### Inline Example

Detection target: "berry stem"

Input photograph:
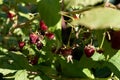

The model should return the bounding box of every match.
[106,31,111,40]
[66,23,74,48]
[9,14,40,33]
[60,12,74,20]
[100,32,106,48]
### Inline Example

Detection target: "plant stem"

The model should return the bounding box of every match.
[59,7,92,15]
[100,32,106,48]
[59,12,74,20]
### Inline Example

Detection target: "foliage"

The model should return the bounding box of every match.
[0,0,120,80]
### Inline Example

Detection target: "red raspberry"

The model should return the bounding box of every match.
[29,33,39,44]
[84,44,95,58]
[40,20,48,31]
[7,12,15,19]
[19,41,25,49]
[45,32,55,40]
[61,48,73,56]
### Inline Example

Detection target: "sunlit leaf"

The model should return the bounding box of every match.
[71,7,120,30]
[0,0,3,4]
[108,50,120,78]
[83,68,94,79]
[64,0,103,9]
[15,70,29,80]
[0,69,16,75]
[34,76,42,80]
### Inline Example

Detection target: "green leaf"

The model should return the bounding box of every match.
[64,0,103,9]
[16,0,37,4]
[60,59,87,78]
[0,69,16,75]
[34,76,42,80]
[91,52,105,61]
[93,67,111,78]
[0,51,31,70]
[93,30,119,78]
[93,30,117,58]
[15,70,29,80]
[13,28,24,36]
[37,0,61,26]
[108,50,120,78]
[83,68,94,79]
[35,65,57,77]
[71,7,120,30]
[0,0,3,4]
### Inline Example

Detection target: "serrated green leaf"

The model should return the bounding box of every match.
[71,7,120,30]
[15,70,29,80]
[37,0,61,26]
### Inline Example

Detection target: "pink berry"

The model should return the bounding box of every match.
[45,32,55,40]
[19,41,25,49]
[29,33,39,44]
[84,44,95,58]
[40,20,48,31]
